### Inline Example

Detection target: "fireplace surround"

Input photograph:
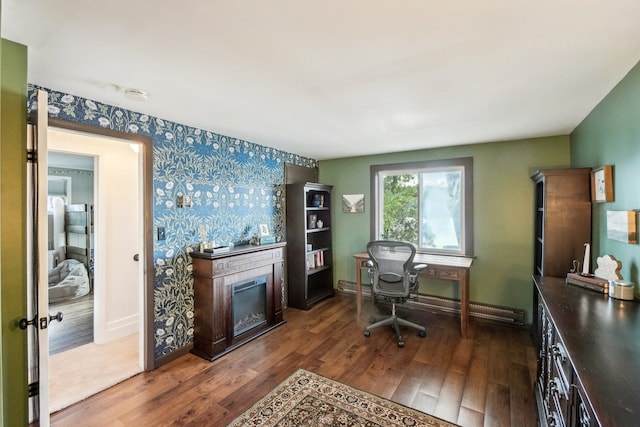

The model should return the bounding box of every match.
[190,243,286,361]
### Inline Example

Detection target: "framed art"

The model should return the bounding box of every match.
[606,210,637,244]
[258,223,270,237]
[591,165,613,203]
[342,194,365,213]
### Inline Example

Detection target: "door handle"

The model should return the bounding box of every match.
[20,311,63,329]
[49,312,63,323]
[19,315,37,330]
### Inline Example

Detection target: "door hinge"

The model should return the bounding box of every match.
[27,148,37,163]
[28,381,39,398]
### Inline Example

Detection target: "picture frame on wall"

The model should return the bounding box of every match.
[606,210,637,244]
[342,194,365,213]
[591,165,613,203]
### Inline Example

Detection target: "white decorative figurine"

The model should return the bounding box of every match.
[594,254,623,281]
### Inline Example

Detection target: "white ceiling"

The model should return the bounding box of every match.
[3,1,640,160]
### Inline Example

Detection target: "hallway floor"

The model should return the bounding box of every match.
[49,333,141,412]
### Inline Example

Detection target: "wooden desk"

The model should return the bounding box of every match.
[353,252,473,338]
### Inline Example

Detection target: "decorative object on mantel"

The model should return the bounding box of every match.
[258,223,270,237]
[606,210,638,244]
[197,225,213,251]
[203,245,230,254]
[227,369,458,427]
[256,223,276,244]
[591,165,613,203]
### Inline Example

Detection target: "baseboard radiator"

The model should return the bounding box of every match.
[337,280,525,326]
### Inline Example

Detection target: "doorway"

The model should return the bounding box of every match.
[45,127,147,412]
[47,154,94,355]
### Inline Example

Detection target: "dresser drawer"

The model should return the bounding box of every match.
[433,267,461,280]
[423,266,461,280]
[423,267,438,278]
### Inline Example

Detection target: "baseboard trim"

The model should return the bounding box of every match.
[337,280,526,326]
[104,314,139,342]
[155,343,193,367]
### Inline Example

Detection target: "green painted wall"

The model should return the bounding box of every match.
[0,15,3,425]
[571,59,640,289]
[0,38,28,426]
[319,136,570,322]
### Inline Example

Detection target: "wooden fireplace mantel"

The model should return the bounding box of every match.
[190,242,286,361]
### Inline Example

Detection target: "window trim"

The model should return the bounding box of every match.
[370,157,474,257]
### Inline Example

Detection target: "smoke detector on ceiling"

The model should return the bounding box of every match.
[124,88,148,102]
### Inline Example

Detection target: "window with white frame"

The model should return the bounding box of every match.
[370,157,473,256]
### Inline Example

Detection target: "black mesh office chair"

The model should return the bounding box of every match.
[363,240,427,347]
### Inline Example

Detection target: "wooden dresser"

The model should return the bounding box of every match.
[533,276,640,426]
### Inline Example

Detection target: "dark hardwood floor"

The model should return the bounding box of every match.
[50,293,537,426]
[48,293,94,355]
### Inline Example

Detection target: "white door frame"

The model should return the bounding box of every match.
[48,118,155,370]
[48,131,141,347]
[26,89,51,426]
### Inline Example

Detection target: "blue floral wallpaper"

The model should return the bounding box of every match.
[28,85,316,358]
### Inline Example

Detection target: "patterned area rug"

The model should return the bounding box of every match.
[227,369,459,426]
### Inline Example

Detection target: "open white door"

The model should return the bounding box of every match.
[25,89,56,426]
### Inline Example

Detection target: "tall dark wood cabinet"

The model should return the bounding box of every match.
[286,182,334,310]
[531,168,592,277]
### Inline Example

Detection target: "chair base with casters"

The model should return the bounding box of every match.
[364,296,426,347]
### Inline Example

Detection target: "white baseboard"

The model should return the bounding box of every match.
[104,314,139,342]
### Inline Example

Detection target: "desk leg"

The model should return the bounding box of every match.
[356,261,362,317]
[460,269,469,338]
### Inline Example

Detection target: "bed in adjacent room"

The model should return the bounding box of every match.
[48,201,94,303]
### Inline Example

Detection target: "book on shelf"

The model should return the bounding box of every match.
[306,253,316,269]
[306,251,326,269]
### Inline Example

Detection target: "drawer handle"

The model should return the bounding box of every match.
[552,343,567,362]
[578,402,591,426]
[551,377,569,401]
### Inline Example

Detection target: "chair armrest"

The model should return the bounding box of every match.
[412,263,428,272]
[365,260,374,268]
